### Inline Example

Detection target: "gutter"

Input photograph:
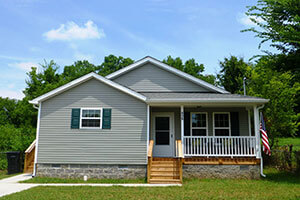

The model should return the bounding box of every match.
[257,104,266,178]
[32,103,41,177]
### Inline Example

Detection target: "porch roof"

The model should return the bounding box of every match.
[142,92,269,104]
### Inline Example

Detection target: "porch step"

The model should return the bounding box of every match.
[148,157,182,184]
[149,179,181,184]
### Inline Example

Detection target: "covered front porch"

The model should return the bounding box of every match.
[147,104,262,159]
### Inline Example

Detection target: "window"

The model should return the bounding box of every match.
[80,108,102,129]
[190,112,207,136]
[213,112,230,136]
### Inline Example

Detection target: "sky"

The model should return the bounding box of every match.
[0,0,275,100]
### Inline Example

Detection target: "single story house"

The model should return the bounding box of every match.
[27,56,268,183]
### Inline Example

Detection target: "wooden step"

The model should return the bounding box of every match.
[150,171,179,175]
[150,174,180,178]
[149,179,181,184]
[152,161,178,164]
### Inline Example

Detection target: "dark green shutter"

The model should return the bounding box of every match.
[230,112,239,136]
[102,108,112,129]
[71,108,80,129]
[184,112,190,136]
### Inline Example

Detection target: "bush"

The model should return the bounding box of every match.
[264,145,300,171]
[0,125,35,170]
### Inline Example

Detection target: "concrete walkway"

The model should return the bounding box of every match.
[0,174,181,198]
[0,174,36,198]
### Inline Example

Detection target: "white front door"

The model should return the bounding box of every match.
[152,112,175,157]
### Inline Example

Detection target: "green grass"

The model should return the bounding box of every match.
[2,168,300,200]
[0,170,20,180]
[277,137,300,150]
[21,177,146,184]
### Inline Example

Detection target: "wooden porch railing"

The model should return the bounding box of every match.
[183,136,256,157]
[176,140,183,183]
[24,139,36,173]
[147,140,154,183]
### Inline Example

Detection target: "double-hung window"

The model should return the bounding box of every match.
[190,112,208,136]
[213,112,230,136]
[80,108,102,129]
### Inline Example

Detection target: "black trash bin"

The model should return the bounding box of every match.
[6,151,21,174]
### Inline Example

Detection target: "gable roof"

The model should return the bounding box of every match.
[29,72,147,105]
[106,56,229,94]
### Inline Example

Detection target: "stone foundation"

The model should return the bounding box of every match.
[183,164,260,179]
[37,164,147,179]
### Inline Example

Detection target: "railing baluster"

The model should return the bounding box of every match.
[244,138,246,155]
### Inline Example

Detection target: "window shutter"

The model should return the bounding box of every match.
[102,109,112,129]
[71,108,80,129]
[230,112,239,136]
[184,112,190,136]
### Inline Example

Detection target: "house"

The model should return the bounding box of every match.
[27,56,268,183]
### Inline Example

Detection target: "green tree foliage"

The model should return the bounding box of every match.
[248,56,300,140]
[243,0,300,53]
[99,55,134,76]
[217,56,252,94]
[62,60,101,83]
[163,56,216,85]
[218,55,300,139]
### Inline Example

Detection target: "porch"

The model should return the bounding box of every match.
[147,104,262,158]
[146,104,262,183]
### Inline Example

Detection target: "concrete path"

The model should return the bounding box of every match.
[0,174,181,198]
[0,174,36,198]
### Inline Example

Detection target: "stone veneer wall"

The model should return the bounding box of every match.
[37,164,147,179]
[183,164,260,179]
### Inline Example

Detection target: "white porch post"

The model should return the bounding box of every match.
[253,105,261,158]
[147,105,150,162]
[180,105,184,157]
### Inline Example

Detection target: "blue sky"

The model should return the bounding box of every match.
[0,0,275,99]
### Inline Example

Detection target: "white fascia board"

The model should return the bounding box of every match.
[146,98,269,103]
[106,56,229,94]
[29,72,146,105]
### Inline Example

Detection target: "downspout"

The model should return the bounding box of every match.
[32,102,41,177]
[257,104,265,177]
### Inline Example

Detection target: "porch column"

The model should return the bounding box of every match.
[180,105,184,157]
[147,105,150,160]
[253,105,261,158]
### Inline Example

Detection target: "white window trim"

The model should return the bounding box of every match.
[213,112,231,136]
[190,112,208,136]
[80,108,103,129]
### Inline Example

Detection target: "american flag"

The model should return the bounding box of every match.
[260,113,271,156]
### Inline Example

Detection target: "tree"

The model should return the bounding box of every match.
[243,0,300,53]
[62,60,100,83]
[163,56,216,85]
[99,55,134,76]
[217,56,252,94]
[24,60,61,100]
[248,56,300,140]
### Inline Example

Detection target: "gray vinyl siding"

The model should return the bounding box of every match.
[38,78,147,165]
[150,107,250,140]
[112,63,210,92]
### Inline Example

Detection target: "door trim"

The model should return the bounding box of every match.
[151,112,175,157]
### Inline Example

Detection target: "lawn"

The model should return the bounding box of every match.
[0,170,19,180]
[2,168,300,200]
[277,137,300,150]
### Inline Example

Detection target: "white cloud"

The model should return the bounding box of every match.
[238,13,264,26]
[9,62,38,71]
[0,89,24,100]
[44,20,105,41]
